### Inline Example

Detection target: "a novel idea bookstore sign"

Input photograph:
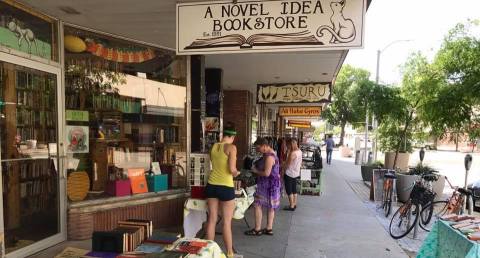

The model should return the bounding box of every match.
[176,0,365,55]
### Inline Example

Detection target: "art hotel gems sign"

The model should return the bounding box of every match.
[176,0,366,54]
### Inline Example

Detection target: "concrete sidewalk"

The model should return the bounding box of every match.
[223,155,408,258]
[29,153,409,258]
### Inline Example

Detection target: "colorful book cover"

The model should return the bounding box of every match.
[134,243,165,253]
[128,168,148,194]
[145,231,180,245]
[145,251,184,258]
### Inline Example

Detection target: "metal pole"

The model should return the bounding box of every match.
[364,110,368,163]
[373,50,381,162]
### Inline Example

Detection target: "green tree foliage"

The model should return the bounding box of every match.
[425,20,480,147]
[322,64,370,145]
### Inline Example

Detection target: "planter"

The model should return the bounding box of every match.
[384,152,410,172]
[432,175,446,201]
[361,165,377,182]
[340,146,353,157]
[396,173,417,203]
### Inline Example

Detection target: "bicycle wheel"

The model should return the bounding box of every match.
[419,200,448,232]
[389,201,419,239]
[384,181,393,217]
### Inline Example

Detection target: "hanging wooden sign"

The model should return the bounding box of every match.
[288,120,311,128]
[177,0,366,55]
[257,82,331,104]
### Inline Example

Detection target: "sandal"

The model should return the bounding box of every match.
[263,228,274,236]
[244,228,263,236]
[283,206,295,211]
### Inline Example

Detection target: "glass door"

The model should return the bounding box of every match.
[0,54,65,258]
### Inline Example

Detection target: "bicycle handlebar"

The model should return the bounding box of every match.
[444,176,456,190]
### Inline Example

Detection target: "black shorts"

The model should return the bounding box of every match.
[205,184,235,201]
[284,175,298,195]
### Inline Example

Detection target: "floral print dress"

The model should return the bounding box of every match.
[254,152,281,209]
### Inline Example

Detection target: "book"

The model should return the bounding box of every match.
[92,231,127,253]
[128,168,148,194]
[115,226,142,252]
[145,231,181,245]
[185,30,321,50]
[124,219,153,238]
[145,252,184,258]
[82,251,119,258]
[172,240,206,255]
[469,231,480,241]
[134,243,165,253]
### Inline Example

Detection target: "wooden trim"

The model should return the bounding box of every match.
[68,190,189,213]
[3,0,56,23]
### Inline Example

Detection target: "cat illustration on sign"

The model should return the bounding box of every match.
[7,18,39,55]
[316,0,356,44]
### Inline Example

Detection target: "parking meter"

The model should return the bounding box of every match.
[465,154,473,188]
[419,148,425,164]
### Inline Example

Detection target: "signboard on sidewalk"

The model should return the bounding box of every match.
[176,0,366,55]
[257,82,331,104]
[279,106,322,117]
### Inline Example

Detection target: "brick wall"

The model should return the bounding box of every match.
[223,90,252,168]
[67,197,186,240]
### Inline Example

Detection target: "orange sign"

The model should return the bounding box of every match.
[279,106,322,117]
[288,120,311,128]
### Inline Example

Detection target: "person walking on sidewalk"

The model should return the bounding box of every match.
[245,137,281,236]
[282,138,302,211]
[205,122,241,258]
[325,134,335,165]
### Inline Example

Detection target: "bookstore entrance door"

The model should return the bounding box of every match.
[0,53,66,258]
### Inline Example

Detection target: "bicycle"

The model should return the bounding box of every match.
[389,174,436,239]
[419,176,478,231]
[381,169,397,217]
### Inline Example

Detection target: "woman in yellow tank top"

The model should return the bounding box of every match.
[205,122,241,258]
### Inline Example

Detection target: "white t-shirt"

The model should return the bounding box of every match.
[285,149,302,178]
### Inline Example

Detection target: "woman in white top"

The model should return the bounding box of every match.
[282,138,302,211]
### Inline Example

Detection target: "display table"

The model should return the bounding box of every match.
[417,220,480,258]
[167,238,226,258]
[183,186,255,238]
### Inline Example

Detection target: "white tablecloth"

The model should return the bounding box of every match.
[183,186,255,238]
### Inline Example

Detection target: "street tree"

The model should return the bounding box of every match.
[322,64,370,146]
[426,20,480,150]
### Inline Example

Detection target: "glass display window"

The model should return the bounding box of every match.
[64,26,188,201]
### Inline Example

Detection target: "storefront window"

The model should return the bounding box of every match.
[64,26,187,201]
[0,1,58,61]
[0,61,60,253]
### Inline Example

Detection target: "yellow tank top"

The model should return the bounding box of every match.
[208,143,234,187]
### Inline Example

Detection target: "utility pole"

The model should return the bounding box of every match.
[372,39,412,161]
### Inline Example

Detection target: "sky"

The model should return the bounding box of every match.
[345,0,480,85]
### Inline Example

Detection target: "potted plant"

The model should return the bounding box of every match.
[406,163,445,201]
[377,118,413,172]
[361,160,384,182]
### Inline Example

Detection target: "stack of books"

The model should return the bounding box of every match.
[92,219,154,253]
[90,219,187,257]
[441,214,480,239]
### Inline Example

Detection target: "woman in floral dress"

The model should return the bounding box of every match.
[245,137,281,236]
